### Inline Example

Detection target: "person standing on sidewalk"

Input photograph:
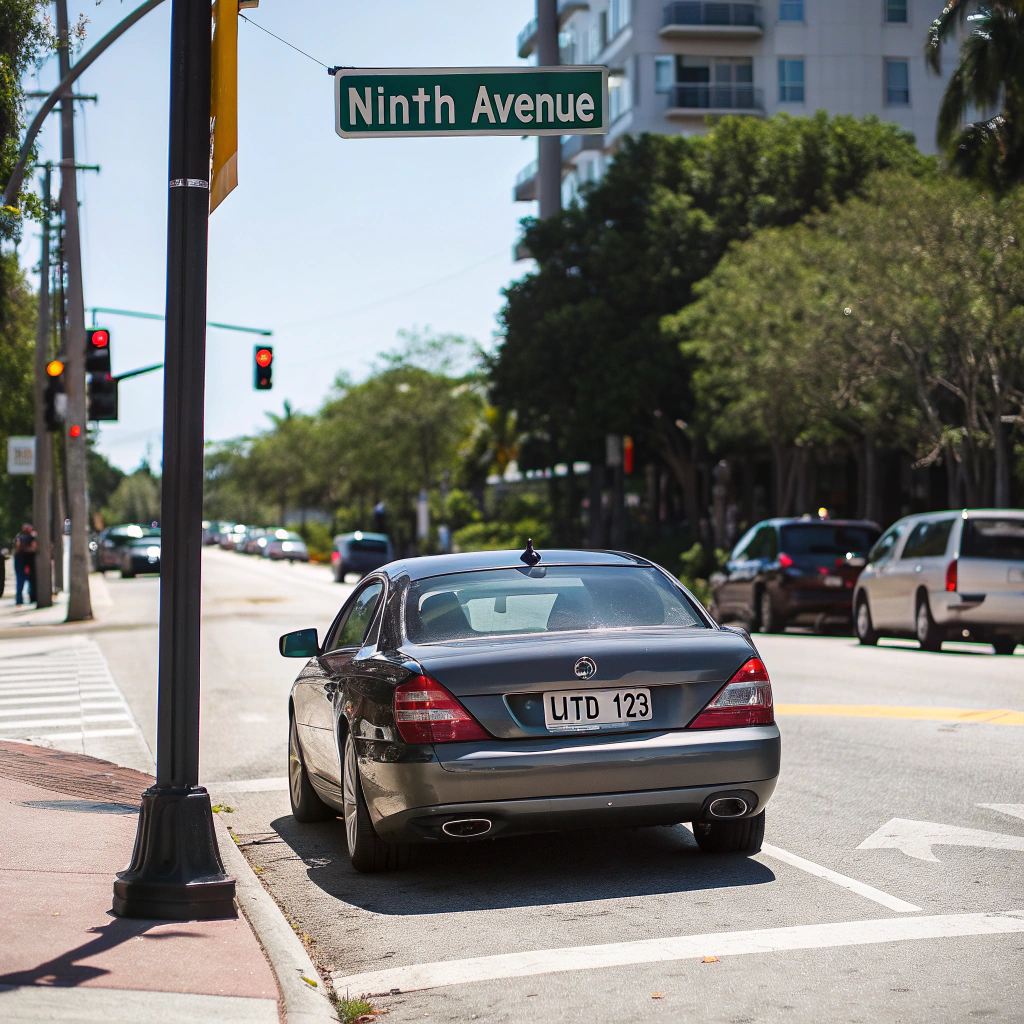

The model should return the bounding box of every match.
[13,524,37,605]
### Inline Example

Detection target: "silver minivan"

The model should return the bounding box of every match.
[853,509,1023,654]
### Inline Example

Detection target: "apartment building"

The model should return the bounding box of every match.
[514,0,957,206]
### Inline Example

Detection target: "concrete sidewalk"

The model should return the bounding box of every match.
[0,740,281,1024]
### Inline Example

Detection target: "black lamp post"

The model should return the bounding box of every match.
[113,0,235,920]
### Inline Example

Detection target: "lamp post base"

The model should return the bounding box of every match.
[113,786,236,920]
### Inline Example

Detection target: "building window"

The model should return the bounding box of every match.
[779,1,804,20]
[655,55,674,93]
[778,58,804,102]
[609,72,631,121]
[886,59,909,105]
[608,0,631,39]
[885,0,908,23]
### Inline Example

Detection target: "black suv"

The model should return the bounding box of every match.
[710,517,880,632]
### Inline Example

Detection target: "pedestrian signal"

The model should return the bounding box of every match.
[254,345,273,390]
[86,327,111,374]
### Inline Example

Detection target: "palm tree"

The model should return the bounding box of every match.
[926,0,1024,188]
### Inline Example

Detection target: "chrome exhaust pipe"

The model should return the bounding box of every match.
[708,797,748,819]
[441,818,492,838]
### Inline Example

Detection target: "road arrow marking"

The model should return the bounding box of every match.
[978,803,1024,822]
[857,818,1024,862]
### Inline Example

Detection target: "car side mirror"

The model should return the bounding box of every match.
[279,628,319,658]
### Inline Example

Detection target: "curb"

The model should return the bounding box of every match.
[214,815,338,1024]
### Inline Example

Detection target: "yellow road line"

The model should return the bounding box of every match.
[775,704,1024,726]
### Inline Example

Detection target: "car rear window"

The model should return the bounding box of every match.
[779,525,878,556]
[405,566,706,643]
[961,518,1024,561]
[350,539,388,553]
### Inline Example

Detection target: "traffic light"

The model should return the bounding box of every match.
[254,345,273,389]
[44,359,66,432]
[87,371,119,421]
[86,327,111,374]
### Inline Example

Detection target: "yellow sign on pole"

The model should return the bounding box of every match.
[210,0,238,212]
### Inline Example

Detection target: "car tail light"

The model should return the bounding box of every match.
[778,552,794,568]
[331,551,340,562]
[689,657,774,729]
[393,674,489,744]
[945,559,957,592]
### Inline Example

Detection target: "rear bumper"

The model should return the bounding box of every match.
[777,586,854,621]
[360,725,781,843]
[932,591,1024,631]
[372,778,778,843]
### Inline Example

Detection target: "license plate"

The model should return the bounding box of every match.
[823,575,843,587]
[543,688,652,732]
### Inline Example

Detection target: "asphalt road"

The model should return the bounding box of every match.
[92,550,1023,1023]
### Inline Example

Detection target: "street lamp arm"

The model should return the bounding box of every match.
[2,0,167,211]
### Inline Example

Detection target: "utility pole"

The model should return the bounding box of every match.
[55,0,92,622]
[536,0,561,218]
[114,0,235,920]
[32,165,53,608]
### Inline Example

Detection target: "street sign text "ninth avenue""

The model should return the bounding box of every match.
[334,67,608,139]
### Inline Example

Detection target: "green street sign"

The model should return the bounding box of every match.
[334,67,608,139]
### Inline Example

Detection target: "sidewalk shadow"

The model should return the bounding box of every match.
[0,918,189,988]
[270,815,775,916]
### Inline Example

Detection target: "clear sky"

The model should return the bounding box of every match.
[18,0,537,472]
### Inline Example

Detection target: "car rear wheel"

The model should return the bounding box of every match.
[288,714,334,823]
[758,591,782,634]
[915,596,943,652]
[120,563,136,579]
[992,637,1020,656]
[343,732,410,872]
[855,596,878,646]
[692,810,765,855]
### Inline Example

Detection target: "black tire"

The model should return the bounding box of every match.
[915,594,943,652]
[288,714,334,823]
[992,637,1020,656]
[335,562,347,583]
[758,590,782,634]
[342,732,410,872]
[692,810,766,854]
[120,563,136,579]
[855,595,878,646]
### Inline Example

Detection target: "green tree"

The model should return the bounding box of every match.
[926,0,1024,189]
[490,114,934,538]
[102,465,161,526]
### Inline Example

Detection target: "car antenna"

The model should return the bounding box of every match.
[520,538,542,567]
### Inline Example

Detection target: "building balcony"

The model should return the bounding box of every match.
[513,134,604,202]
[518,0,591,58]
[665,83,764,117]
[660,2,763,39]
[513,160,539,202]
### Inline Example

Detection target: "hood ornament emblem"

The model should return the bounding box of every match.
[574,657,597,680]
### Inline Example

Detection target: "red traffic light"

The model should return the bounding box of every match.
[90,329,109,348]
[255,347,273,368]
[69,424,82,438]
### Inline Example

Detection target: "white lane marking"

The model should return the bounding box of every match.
[0,713,130,730]
[204,777,289,792]
[680,825,919,913]
[760,843,921,913]
[858,818,1024,863]
[333,911,1024,996]
[979,803,1024,822]
[39,728,141,741]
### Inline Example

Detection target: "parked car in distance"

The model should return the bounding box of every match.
[219,524,249,551]
[241,528,268,555]
[710,517,880,633]
[93,524,160,573]
[281,548,780,872]
[119,531,161,578]
[263,529,310,562]
[332,531,393,582]
[853,509,1024,654]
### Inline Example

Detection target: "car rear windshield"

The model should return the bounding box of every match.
[349,539,388,553]
[961,518,1024,561]
[405,566,706,643]
[779,524,878,557]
